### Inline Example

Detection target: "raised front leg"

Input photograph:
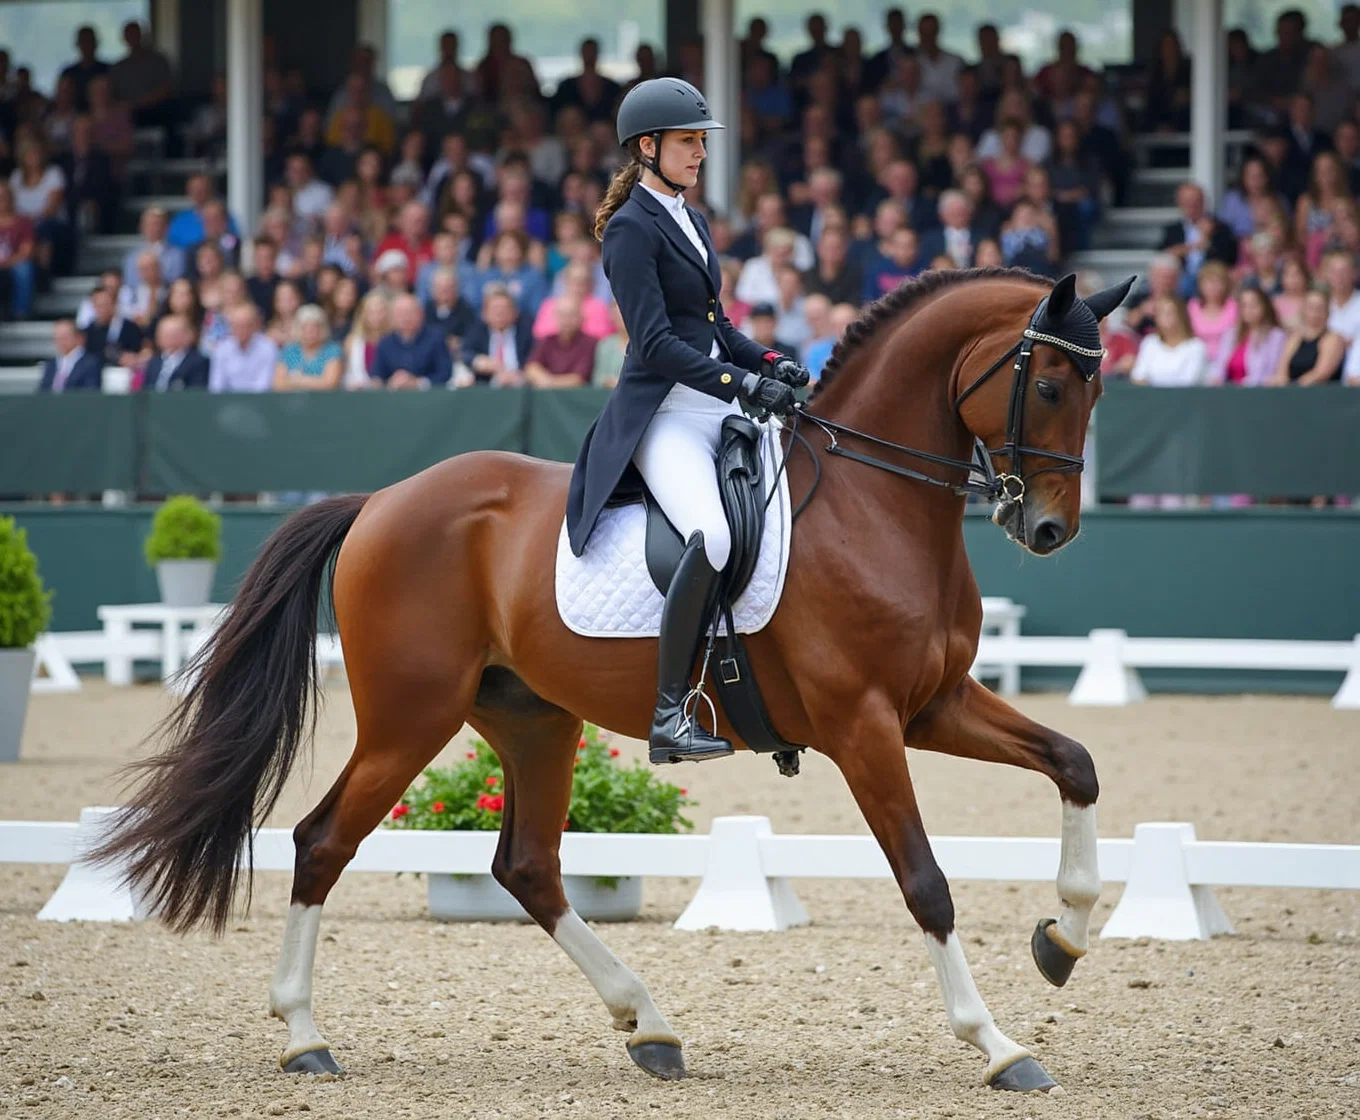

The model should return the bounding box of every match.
[908,676,1102,984]
[822,694,1054,1092]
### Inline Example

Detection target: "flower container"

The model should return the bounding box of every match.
[426,872,643,922]
[0,517,52,763]
[387,725,692,923]
[155,559,217,608]
[144,496,222,607]
[0,647,36,764]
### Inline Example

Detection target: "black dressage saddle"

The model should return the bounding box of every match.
[605,414,807,774]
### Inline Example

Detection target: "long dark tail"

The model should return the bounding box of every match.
[88,494,368,934]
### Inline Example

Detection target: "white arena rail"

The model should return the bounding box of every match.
[4,809,1355,942]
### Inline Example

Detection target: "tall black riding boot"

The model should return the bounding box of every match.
[649,532,734,765]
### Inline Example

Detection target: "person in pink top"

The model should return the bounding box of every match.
[1186,261,1238,362]
[979,119,1030,209]
[531,261,613,340]
[1210,284,1286,386]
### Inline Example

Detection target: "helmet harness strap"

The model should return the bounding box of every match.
[642,130,688,195]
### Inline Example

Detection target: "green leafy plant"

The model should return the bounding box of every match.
[387,724,694,836]
[143,496,222,566]
[0,517,53,649]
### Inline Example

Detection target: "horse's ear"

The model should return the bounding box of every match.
[1083,275,1138,322]
[1046,273,1077,319]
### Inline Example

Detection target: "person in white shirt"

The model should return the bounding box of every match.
[284,153,334,228]
[736,226,797,307]
[914,13,964,103]
[417,30,479,100]
[1131,294,1209,386]
[1323,250,1360,341]
[120,249,164,329]
[209,303,279,392]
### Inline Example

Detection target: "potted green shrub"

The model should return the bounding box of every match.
[387,724,693,921]
[0,517,53,763]
[144,496,222,608]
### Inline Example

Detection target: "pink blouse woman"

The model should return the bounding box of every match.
[1185,261,1238,362]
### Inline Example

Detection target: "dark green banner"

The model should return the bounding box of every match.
[0,394,140,492]
[143,389,528,492]
[1096,383,1360,497]
[526,388,611,462]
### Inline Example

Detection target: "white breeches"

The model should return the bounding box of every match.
[632,393,742,571]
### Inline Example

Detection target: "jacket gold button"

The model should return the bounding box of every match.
[720,372,732,384]
[709,298,715,304]
[707,311,715,321]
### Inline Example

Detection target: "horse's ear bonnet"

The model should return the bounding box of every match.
[1024,273,1136,380]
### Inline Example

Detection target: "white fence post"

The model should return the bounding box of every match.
[37,807,150,923]
[1332,634,1360,710]
[1069,628,1147,706]
[30,634,80,694]
[1100,822,1233,941]
[673,816,808,932]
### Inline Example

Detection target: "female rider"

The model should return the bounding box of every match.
[565,78,809,765]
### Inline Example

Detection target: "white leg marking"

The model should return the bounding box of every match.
[925,932,1030,1083]
[552,908,679,1042]
[1054,801,1101,954]
[269,902,330,1063]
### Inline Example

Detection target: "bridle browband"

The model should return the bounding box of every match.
[791,315,1102,508]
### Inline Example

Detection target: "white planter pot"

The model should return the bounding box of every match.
[156,560,216,607]
[427,872,643,922]
[0,646,36,763]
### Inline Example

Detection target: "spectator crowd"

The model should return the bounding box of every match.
[5,6,1360,398]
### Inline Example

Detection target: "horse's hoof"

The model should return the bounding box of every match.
[627,1038,687,1081]
[1031,918,1080,988]
[281,1048,344,1075]
[989,1056,1057,1093]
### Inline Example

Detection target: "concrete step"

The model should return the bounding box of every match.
[1090,223,1165,251]
[120,194,191,217]
[0,321,56,362]
[0,364,41,393]
[35,289,86,318]
[1065,248,1154,276]
[1101,205,1179,227]
[78,235,141,274]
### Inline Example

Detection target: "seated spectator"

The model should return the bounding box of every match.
[38,319,101,391]
[524,297,595,388]
[745,301,800,360]
[273,304,344,391]
[730,192,814,268]
[1131,295,1209,386]
[284,153,334,229]
[802,299,856,381]
[1322,249,1360,349]
[10,140,69,275]
[980,120,1031,210]
[425,267,478,356]
[325,274,360,339]
[86,74,133,167]
[1273,287,1347,384]
[209,303,277,392]
[143,315,210,391]
[1125,253,1184,335]
[1236,230,1284,291]
[375,200,434,280]
[1047,120,1101,252]
[60,115,117,235]
[84,283,142,366]
[591,301,627,389]
[976,89,1051,164]
[328,44,399,121]
[108,20,175,134]
[74,268,121,328]
[324,75,396,156]
[801,227,862,306]
[120,250,165,329]
[772,264,811,353]
[416,230,462,303]
[199,269,248,356]
[59,26,109,112]
[123,206,184,289]
[1296,153,1353,270]
[1273,254,1312,330]
[247,238,281,318]
[463,284,533,385]
[1187,261,1238,363]
[974,237,1005,268]
[1212,284,1286,386]
[148,276,203,348]
[917,190,984,270]
[1160,183,1240,294]
[533,261,611,340]
[372,250,412,300]
[318,109,368,187]
[472,231,547,316]
[372,294,451,388]
[186,73,227,157]
[320,202,363,277]
[0,184,38,320]
[718,257,751,331]
[268,279,304,345]
[343,290,391,388]
[861,160,936,236]
[169,174,225,249]
[737,227,798,307]
[1098,307,1141,378]
[191,200,242,273]
[957,164,1003,239]
[1219,156,1286,240]
[1000,201,1059,276]
[862,225,920,302]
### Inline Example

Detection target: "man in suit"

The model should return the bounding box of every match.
[142,315,209,391]
[60,114,116,234]
[83,284,142,367]
[38,319,102,392]
[787,167,845,248]
[915,190,984,269]
[372,294,452,388]
[463,283,534,385]
[1283,92,1332,185]
[1158,182,1239,293]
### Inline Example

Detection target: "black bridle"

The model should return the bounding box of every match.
[787,316,1103,509]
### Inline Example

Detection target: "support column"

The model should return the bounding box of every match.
[1189,0,1226,206]
[701,0,737,215]
[226,0,264,241]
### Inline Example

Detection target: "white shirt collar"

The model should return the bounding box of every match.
[641,181,687,217]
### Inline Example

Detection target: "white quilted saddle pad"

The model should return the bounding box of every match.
[555,422,793,638]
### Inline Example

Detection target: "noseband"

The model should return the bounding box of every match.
[795,302,1104,506]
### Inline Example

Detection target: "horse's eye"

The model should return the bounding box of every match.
[1036,379,1061,403]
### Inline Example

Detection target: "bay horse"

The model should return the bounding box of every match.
[94,268,1130,1094]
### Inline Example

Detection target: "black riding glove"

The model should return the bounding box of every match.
[739,372,797,415]
[762,350,811,389]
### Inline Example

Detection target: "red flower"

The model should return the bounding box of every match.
[465,751,476,759]
[485,775,499,787]
[577,737,587,750]
[391,804,409,819]
[431,801,445,813]
[679,789,687,796]
[475,793,492,810]
[563,818,570,830]
[487,794,504,812]
[609,748,620,758]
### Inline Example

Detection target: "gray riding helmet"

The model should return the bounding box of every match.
[615,77,725,145]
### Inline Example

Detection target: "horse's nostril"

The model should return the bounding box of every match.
[1033,518,1066,552]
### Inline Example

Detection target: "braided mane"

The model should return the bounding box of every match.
[816,266,1054,390]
